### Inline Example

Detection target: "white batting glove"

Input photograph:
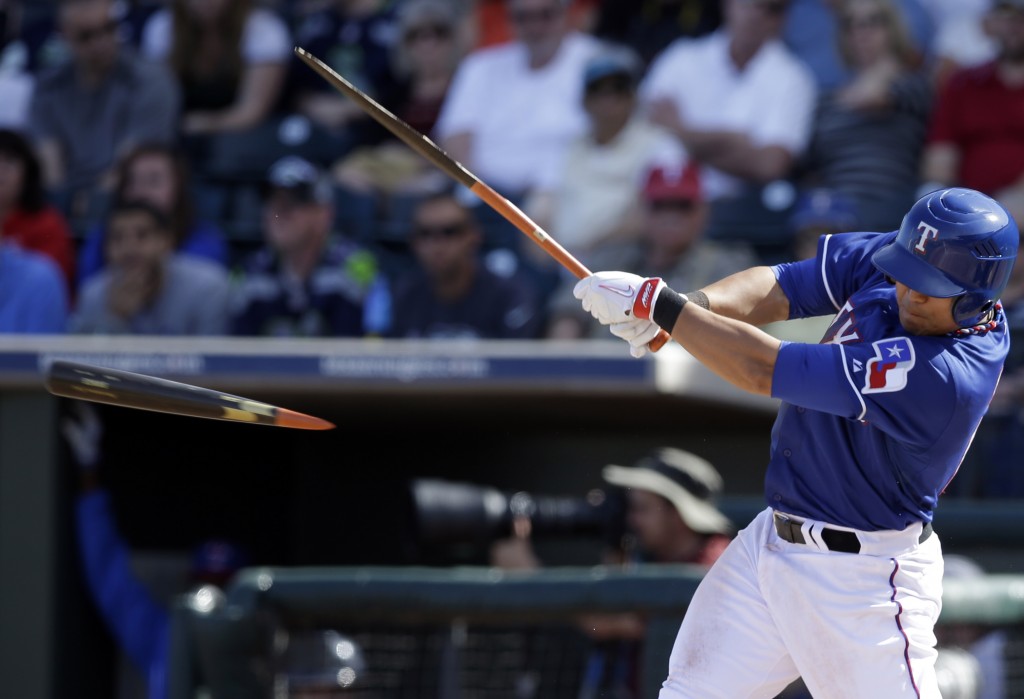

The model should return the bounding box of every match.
[573,272,666,325]
[610,318,662,358]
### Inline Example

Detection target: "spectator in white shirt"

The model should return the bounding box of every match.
[639,0,817,202]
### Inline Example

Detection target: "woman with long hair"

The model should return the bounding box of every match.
[77,142,228,288]
[796,0,931,231]
[0,128,75,294]
[140,0,291,136]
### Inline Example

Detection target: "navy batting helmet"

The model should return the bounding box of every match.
[872,188,1018,327]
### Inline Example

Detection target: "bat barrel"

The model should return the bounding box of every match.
[45,361,334,430]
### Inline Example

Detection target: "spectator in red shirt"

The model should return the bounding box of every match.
[0,128,75,297]
[920,0,1024,223]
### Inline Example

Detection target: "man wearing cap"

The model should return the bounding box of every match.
[229,155,391,337]
[534,44,686,263]
[921,0,1024,225]
[546,162,757,338]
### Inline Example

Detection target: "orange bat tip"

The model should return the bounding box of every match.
[274,407,336,431]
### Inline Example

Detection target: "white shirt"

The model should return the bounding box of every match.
[141,8,292,64]
[640,31,816,199]
[434,32,603,194]
[551,116,685,251]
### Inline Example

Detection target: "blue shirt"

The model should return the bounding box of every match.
[0,243,68,333]
[768,231,1009,531]
[77,491,169,699]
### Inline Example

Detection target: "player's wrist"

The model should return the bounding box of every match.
[631,277,666,320]
[652,287,688,332]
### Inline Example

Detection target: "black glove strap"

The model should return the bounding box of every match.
[652,288,688,332]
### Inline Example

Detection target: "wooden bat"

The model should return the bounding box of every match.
[45,360,335,430]
[293,46,671,353]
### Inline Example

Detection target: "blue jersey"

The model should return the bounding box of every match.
[768,231,1009,531]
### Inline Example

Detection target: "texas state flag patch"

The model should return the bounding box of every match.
[862,337,916,394]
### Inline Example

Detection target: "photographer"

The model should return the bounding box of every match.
[490,447,734,571]
[488,447,735,699]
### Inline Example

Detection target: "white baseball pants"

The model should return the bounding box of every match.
[660,507,943,699]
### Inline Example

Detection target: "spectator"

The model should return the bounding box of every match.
[0,0,35,129]
[140,0,291,139]
[388,188,544,339]
[76,142,229,289]
[29,0,180,221]
[61,402,247,699]
[796,0,932,232]
[640,0,817,204]
[530,44,686,266]
[69,199,230,334]
[466,0,599,48]
[783,0,935,90]
[287,0,400,150]
[331,0,463,199]
[433,0,602,244]
[546,163,757,339]
[590,0,723,68]
[490,447,734,699]
[229,155,392,337]
[920,0,1024,224]
[918,0,994,86]
[0,240,68,332]
[0,127,75,294]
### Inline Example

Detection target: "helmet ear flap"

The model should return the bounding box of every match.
[952,294,995,327]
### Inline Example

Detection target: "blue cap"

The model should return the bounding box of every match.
[583,45,641,89]
[790,188,859,233]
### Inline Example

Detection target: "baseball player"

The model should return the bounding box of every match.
[573,187,1018,698]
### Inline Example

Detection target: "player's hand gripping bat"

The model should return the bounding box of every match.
[293,46,671,353]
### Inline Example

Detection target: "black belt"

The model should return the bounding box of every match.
[772,513,933,554]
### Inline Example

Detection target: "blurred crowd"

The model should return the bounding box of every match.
[1,0,1023,489]
[0,0,1022,337]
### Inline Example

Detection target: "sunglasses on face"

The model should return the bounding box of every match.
[585,76,634,97]
[404,23,453,44]
[510,6,562,25]
[413,221,470,240]
[68,18,119,45]
[841,12,887,31]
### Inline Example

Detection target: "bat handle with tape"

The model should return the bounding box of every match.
[470,181,671,352]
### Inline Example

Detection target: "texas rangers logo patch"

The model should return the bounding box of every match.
[863,337,916,394]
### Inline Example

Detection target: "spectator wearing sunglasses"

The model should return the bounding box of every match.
[28,0,180,222]
[331,0,464,198]
[229,155,392,337]
[387,188,544,339]
[546,163,757,339]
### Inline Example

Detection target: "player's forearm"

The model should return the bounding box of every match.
[700,266,790,326]
[665,301,781,396]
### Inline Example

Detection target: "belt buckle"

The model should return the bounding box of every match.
[773,512,800,544]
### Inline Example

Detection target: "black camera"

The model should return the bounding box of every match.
[409,478,626,549]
